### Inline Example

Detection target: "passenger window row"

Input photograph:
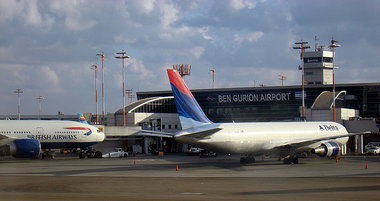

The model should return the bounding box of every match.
[55,131,80,134]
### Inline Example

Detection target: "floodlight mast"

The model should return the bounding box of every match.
[126,89,133,104]
[210,67,215,88]
[91,64,99,124]
[172,64,191,77]
[279,74,287,87]
[329,37,340,122]
[293,40,310,119]
[97,52,106,125]
[37,95,44,120]
[115,50,130,127]
[14,88,23,120]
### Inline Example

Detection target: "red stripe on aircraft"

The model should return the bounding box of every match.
[64,127,90,131]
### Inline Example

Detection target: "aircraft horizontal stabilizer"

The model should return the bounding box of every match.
[179,128,222,139]
[176,124,222,139]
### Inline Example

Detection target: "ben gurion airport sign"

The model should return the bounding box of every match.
[217,92,294,103]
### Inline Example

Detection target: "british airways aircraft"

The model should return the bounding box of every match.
[142,69,367,164]
[0,114,105,159]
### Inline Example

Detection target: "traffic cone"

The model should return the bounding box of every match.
[365,162,368,169]
[134,159,136,165]
[336,157,338,163]
[176,165,179,171]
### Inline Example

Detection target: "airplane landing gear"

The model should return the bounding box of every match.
[283,155,298,164]
[240,155,255,164]
[79,148,102,159]
[41,149,55,159]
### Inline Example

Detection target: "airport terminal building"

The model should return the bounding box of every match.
[2,48,379,155]
[136,82,380,123]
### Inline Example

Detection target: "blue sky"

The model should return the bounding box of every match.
[1,0,379,115]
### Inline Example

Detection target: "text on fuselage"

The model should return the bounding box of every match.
[319,125,339,131]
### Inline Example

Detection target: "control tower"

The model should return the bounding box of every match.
[303,47,334,85]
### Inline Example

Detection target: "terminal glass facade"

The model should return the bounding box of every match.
[137,83,380,123]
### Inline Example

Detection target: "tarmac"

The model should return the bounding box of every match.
[1,154,380,200]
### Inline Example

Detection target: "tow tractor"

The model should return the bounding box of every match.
[102,148,129,158]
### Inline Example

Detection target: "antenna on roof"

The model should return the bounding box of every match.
[314,36,318,51]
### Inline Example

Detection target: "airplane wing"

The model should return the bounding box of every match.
[0,133,10,140]
[0,133,17,146]
[138,130,175,138]
[265,131,371,150]
[139,124,222,139]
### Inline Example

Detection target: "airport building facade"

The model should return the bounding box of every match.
[136,82,380,123]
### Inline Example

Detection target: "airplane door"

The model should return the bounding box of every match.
[36,127,44,135]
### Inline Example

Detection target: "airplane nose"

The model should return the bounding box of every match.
[98,132,105,142]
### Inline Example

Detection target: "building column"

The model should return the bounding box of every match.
[144,137,149,154]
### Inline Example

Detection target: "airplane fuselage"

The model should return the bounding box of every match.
[175,121,348,154]
[0,120,105,149]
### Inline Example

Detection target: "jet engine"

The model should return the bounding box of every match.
[8,139,41,158]
[311,142,341,157]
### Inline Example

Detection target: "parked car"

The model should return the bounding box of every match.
[199,150,217,158]
[365,142,380,151]
[102,148,128,158]
[187,146,203,155]
[366,146,380,155]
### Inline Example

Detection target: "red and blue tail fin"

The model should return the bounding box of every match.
[167,69,212,129]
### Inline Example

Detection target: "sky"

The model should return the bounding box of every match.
[1,0,379,116]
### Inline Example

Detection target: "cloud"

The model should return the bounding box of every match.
[234,32,264,44]
[1,0,379,115]
[199,27,212,40]
[0,0,54,30]
[113,35,137,44]
[49,0,97,31]
[40,66,60,88]
[191,46,205,60]
[230,0,257,10]
[128,59,156,80]
[0,0,24,23]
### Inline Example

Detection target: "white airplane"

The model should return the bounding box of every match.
[0,114,105,159]
[141,69,368,164]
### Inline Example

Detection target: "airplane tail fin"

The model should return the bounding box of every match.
[78,113,89,124]
[167,69,212,130]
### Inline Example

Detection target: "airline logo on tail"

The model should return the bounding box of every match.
[78,113,89,124]
[167,69,212,129]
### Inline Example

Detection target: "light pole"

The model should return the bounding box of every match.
[210,67,215,88]
[329,38,340,122]
[91,64,99,124]
[293,40,310,119]
[14,88,23,120]
[279,74,287,87]
[97,52,106,125]
[115,50,130,127]
[37,96,44,120]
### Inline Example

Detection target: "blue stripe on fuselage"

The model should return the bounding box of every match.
[171,83,211,124]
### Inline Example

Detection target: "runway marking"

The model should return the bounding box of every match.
[182,192,203,195]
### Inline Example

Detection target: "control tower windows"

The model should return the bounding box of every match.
[304,57,333,63]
